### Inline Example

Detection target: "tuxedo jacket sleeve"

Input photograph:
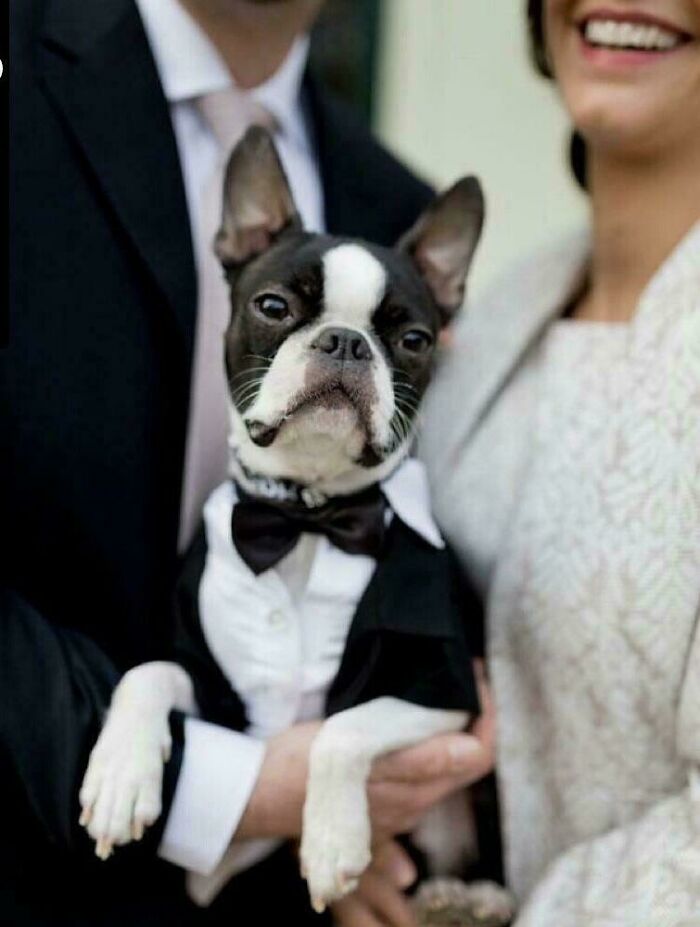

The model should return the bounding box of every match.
[1,590,118,851]
[0,591,185,855]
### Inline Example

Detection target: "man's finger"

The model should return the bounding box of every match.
[373,840,417,889]
[370,731,490,783]
[469,659,496,747]
[361,869,418,927]
[368,777,466,839]
[332,895,385,927]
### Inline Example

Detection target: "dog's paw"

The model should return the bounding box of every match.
[300,808,371,912]
[300,825,371,913]
[412,879,516,927]
[78,710,170,860]
[300,737,372,912]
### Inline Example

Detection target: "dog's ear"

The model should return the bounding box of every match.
[215,126,302,268]
[397,177,484,324]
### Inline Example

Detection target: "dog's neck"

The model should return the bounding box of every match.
[232,456,335,510]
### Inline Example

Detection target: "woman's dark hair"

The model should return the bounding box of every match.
[527,0,588,189]
[527,0,551,77]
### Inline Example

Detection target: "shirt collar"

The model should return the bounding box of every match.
[381,458,445,549]
[135,0,309,144]
[229,457,445,551]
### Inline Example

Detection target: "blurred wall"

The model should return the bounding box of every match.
[375,0,587,299]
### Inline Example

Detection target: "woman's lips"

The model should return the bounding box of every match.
[574,8,693,68]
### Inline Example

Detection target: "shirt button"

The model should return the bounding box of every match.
[268,608,287,629]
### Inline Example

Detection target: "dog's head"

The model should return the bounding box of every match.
[217,127,484,496]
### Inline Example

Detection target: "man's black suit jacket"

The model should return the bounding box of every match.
[2,0,433,923]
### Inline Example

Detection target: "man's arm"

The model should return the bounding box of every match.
[0,589,119,851]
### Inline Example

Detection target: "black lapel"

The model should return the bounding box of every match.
[326,519,479,715]
[304,73,427,245]
[39,0,196,350]
[357,518,457,639]
[172,527,249,733]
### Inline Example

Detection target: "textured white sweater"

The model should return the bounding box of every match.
[422,223,700,926]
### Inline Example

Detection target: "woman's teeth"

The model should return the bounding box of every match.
[583,19,682,50]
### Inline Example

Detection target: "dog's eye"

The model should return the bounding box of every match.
[255,294,290,322]
[399,330,433,354]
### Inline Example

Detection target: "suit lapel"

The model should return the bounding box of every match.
[305,76,364,238]
[305,74,405,244]
[326,518,480,716]
[361,519,455,639]
[39,0,196,349]
[325,519,453,712]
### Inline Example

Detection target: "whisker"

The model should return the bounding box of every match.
[231,381,266,406]
[229,367,272,382]
[232,383,264,402]
[231,373,266,392]
[393,399,419,419]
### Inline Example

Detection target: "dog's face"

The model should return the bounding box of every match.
[216,128,484,494]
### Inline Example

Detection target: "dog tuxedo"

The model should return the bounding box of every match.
[167,458,482,904]
[77,126,489,920]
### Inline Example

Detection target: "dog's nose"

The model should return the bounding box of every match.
[311,327,372,362]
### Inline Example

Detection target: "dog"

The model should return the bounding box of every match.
[78,126,499,917]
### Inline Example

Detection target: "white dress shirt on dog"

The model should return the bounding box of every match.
[159,459,444,895]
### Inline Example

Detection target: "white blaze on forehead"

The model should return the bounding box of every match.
[322,244,387,328]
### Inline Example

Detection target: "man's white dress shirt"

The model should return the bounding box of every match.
[136,0,323,264]
[137,0,324,552]
[132,0,327,888]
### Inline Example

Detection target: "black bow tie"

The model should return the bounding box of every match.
[231,483,387,575]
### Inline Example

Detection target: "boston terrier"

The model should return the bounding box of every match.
[78,127,504,918]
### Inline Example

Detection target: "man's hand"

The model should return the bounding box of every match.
[368,660,495,838]
[333,663,496,927]
[332,841,419,927]
[236,661,495,845]
[235,720,321,840]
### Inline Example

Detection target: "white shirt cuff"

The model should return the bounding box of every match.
[158,717,265,875]
[186,837,283,907]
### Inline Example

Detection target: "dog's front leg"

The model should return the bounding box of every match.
[79,661,196,859]
[300,698,469,912]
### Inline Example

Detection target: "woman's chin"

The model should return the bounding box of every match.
[564,89,693,159]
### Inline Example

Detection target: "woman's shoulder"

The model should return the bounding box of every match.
[419,228,590,478]
[458,227,590,339]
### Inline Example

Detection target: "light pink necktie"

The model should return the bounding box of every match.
[179,88,275,551]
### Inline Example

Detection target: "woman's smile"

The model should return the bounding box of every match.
[575,6,695,69]
[546,0,700,154]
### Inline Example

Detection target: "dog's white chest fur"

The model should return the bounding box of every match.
[198,482,376,739]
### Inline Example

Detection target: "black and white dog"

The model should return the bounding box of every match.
[78,127,488,915]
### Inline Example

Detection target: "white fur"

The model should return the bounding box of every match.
[229,244,403,493]
[79,669,469,910]
[229,398,409,496]
[300,697,469,910]
[78,244,438,890]
[321,244,386,330]
[79,663,195,859]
